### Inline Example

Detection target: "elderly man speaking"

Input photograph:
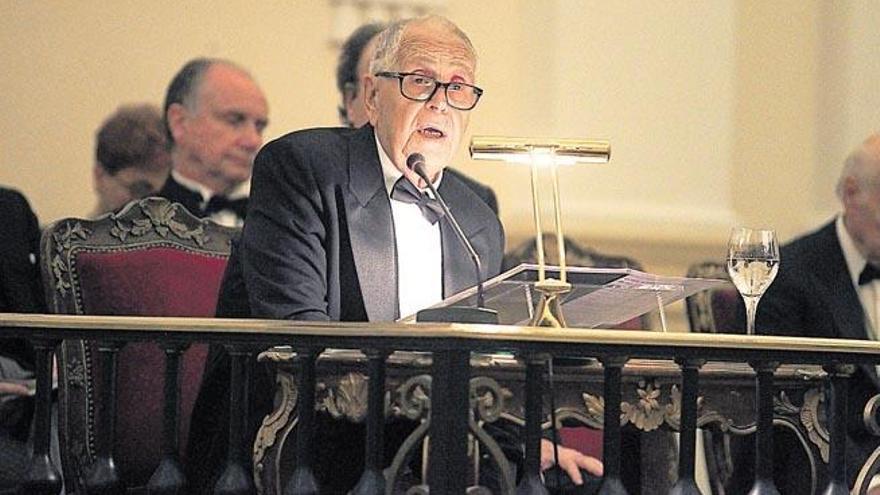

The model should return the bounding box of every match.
[191,15,603,494]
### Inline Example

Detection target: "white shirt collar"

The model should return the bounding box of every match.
[837,214,866,286]
[171,169,250,203]
[374,134,442,197]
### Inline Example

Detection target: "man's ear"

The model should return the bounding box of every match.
[842,177,858,200]
[362,76,379,124]
[166,103,188,143]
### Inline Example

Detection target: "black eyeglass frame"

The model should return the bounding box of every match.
[375,71,484,111]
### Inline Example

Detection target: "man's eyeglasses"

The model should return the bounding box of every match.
[375,71,483,111]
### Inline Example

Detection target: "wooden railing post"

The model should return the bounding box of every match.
[283,347,322,495]
[147,342,188,494]
[749,361,780,495]
[599,355,629,495]
[214,346,256,495]
[83,340,125,494]
[823,363,854,495]
[670,358,705,495]
[517,353,550,494]
[427,348,470,494]
[351,349,389,495]
[19,338,62,495]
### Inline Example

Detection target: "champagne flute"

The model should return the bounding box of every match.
[726,227,780,335]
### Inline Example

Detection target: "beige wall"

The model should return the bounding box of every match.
[2,0,878,290]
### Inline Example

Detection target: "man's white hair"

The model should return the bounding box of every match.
[368,15,477,75]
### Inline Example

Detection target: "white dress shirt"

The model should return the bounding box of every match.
[375,137,443,319]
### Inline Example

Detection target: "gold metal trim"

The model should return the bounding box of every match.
[5,313,880,355]
[469,136,611,164]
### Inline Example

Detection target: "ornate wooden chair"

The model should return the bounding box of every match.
[41,197,237,493]
[684,261,743,334]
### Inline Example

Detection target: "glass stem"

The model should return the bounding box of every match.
[744,295,760,335]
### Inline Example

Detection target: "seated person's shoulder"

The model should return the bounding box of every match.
[0,186,31,211]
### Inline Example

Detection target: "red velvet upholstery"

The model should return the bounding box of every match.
[76,248,226,482]
[77,248,226,317]
[559,427,603,459]
[41,198,238,491]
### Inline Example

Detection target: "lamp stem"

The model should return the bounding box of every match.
[529,151,545,282]
[550,157,566,284]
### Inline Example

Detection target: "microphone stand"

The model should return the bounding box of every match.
[410,162,498,325]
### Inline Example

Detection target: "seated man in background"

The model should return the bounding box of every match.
[336,21,499,214]
[92,103,171,215]
[189,14,602,494]
[0,186,46,492]
[736,133,880,493]
[158,58,269,226]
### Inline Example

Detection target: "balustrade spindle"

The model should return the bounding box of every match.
[822,364,853,495]
[283,347,321,495]
[147,343,187,494]
[427,348,470,494]
[20,339,62,495]
[351,349,389,495]
[517,354,550,494]
[83,341,125,494]
[670,358,705,495]
[214,348,256,495]
[599,355,629,495]
[749,361,780,495]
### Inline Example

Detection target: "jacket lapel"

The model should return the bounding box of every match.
[345,126,398,321]
[821,223,870,341]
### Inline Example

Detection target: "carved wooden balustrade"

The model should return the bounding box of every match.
[2,313,880,495]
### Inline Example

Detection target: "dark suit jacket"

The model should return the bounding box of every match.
[186,125,505,493]
[0,186,45,370]
[157,174,205,217]
[445,167,498,215]
[241,124,504,322]
[746,219,880,489]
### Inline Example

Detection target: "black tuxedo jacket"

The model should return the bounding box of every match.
[445,167,498,215]
[240,124,504,322]
[0,186,45,370]
[187,125,505,493]
[751,219,880,488]
[157,174,204,216]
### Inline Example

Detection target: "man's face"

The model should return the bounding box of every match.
[344,36,379,128]
[94,164,169,214]
[845,176,880,264]
[364,21,476,186]
[169,64,269,193]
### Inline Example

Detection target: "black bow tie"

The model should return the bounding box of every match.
[203,195,248,219]
[390,177,444,224]
[859,264,880,285]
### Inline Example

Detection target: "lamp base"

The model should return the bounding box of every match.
[530,278,572,328]
[416,306,499,324]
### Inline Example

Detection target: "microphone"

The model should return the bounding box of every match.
[406,153,498,325]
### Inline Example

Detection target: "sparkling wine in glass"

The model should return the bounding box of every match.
[727,227,780,335]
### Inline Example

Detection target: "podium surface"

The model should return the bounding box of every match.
[402,263,725,328]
